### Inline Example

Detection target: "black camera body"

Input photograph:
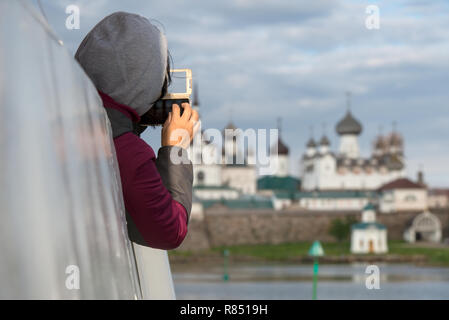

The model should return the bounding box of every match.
[138,69,192,127]
[139,98,189,126]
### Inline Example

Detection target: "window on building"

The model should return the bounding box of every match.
[384,192,394,203]
[404,194,417,202]
[197,171,205,184]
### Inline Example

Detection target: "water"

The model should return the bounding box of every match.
[172,263,449,300]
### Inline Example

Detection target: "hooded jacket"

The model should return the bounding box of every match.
[75,12,192,250]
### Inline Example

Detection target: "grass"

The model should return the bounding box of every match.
[388,242,449,266]
[171,241,449,266]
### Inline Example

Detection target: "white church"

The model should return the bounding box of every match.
[351,203,388,254]
[188,88,258,200]
[301,95,406,191]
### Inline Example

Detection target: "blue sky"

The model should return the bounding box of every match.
[36,0,449,187]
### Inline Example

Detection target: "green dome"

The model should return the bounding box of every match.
[363,203,376,211]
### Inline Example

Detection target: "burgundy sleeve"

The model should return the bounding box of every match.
[114,133,189,250]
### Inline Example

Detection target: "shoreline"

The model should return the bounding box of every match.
[169,252,430,266]
[170,241,449,267]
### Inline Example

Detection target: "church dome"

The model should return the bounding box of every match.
[224,122,237,131]
[389,132,403,147]
[306,138,317,148]
[363,203,376,211]
[277,138,289,155]
[320,135,330,146]
[271,136,289,155]
[336,111,362,135]
[374,135,387,149]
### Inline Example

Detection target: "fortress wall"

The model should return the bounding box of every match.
[176,208,449,251]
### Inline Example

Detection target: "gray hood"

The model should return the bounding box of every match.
[75,12,168,116]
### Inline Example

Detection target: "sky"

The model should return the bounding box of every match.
[36,0,449,187]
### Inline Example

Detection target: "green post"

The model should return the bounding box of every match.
[308,241,324,300]
[223,249,229,282]
[312,258,319,300]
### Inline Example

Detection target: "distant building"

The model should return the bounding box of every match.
[351,203,388,254]
[202,195,274,211]
[379,178,428,213]
[296,190,378,211]
[257,128,302,210]
[190,88,257,199]
[258,176,301,210]
[192,135,223,188]
[270,120,290,177]
[403,211,442,243]
[193,185,240,201]
[190,195,205,221]
[258,176,301,193]
[191,89,223,189]
[221,122,258,195]
[301,95,406,191]
[428,189,449,209]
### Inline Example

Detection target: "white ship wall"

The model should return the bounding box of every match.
[0,0,172,299]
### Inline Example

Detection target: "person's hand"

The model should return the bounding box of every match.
[161,103,199,149]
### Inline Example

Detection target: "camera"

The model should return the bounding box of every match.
[139,69,192,126]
